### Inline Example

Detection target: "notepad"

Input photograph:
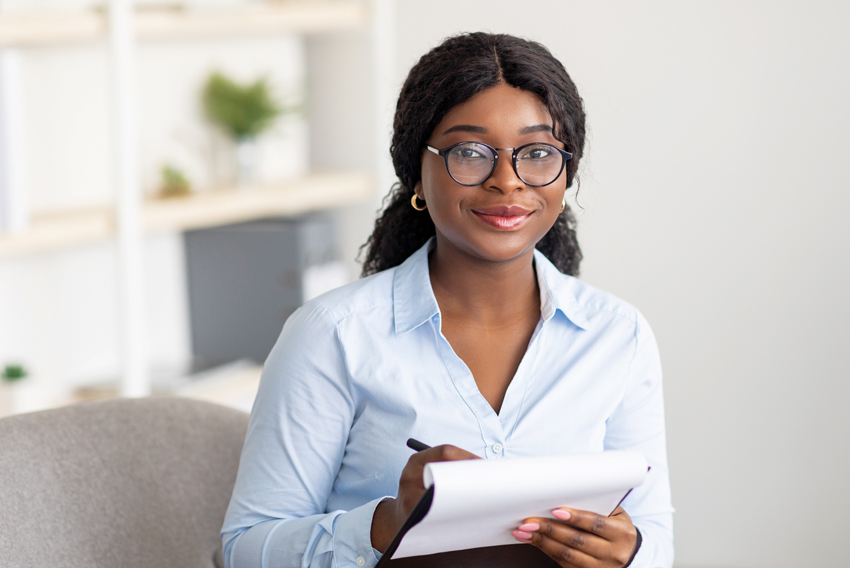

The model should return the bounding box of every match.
[379,450,647,564]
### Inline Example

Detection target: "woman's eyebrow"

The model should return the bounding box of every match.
[442,124,488,135]
[519,124,554,134]
[441,124,554,136]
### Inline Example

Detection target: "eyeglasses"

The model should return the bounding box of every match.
[426,141,572,187]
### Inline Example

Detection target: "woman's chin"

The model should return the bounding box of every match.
[435,232,540,267]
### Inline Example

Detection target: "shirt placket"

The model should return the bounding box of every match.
[430,313,528,460]
[496,317,547,451]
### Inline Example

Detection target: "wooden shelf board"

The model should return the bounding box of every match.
[0,170,374,258]
[0,11,104,47]
[144,170,374,231]
[0,1,368,47]
[0,207,114,257]
[137,2,369,40]
[175,362,262,414]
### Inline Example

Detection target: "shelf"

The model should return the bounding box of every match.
[0,207,114,258]
[0,1,368,48]
[145,169,374,231]
[175,361,262,415]
[0,11,103,47]
[40,361,263,419]
[0,170,374,257]
[59,360,263,416]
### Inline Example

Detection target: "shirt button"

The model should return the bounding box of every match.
[492,443,504,454]
[356,557,366,566]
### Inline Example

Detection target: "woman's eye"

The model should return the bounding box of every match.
[521,146,553,160]
[451,145,487,160]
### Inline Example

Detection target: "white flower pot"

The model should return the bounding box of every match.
[235,137,259,187]
[0,380,43,418]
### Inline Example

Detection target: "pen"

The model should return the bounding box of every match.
[406,438,431,452]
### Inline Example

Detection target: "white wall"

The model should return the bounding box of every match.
[305,29,385,280]
[392,1,850,567]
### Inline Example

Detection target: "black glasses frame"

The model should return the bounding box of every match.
[425,141,572,187]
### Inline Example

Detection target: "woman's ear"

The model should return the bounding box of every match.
[414,181,423,200]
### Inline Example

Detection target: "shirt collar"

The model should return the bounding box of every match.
[532,249,590,330]
[393,238,590,335]
[393,239,441,335]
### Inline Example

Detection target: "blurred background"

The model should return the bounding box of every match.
[0,1,848,567]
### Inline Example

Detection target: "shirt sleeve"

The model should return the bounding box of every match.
[603,309,675,568]
[221,301,389,568]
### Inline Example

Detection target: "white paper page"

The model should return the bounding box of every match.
[393,451,647,559]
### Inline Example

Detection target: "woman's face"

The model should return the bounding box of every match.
[417,83,568,266]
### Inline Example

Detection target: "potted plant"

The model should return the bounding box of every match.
[0,363,28,417]
[202,71,293,186]
[158,164,192,198]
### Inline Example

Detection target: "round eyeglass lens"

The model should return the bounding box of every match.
[445,142,495,185]
[516,143,563,186]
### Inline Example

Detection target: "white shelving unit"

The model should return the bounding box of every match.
[0,0,395,405]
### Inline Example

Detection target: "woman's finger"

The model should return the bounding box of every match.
[513,526,598,568]
[549,507,628,540]
[514,518,608,559]
[414,444,481,463]
[400,445,478,486]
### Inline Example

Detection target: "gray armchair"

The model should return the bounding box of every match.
[0,396,249,568]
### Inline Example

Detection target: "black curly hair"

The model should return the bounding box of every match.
[360,32,586,277]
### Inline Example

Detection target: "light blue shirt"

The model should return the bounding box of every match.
[222,239,674,568]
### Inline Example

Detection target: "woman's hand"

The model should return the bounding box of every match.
[370,445,479,552]
[511,506,639,568]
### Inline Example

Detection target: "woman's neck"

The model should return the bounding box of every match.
[428,238,540,327]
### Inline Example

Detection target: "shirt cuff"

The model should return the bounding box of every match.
[624,527,644,568]
[328,497,388,568]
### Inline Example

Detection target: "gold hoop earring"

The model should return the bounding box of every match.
[411,193,427,211]
[560,199,566,213]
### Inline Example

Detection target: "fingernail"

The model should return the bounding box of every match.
[552,509,571,521]
[512,530,533,542]
[518,522,540,532]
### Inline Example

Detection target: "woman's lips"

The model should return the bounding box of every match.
[471,205,533,230]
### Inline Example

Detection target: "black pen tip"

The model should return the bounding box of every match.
[406,438,430,452]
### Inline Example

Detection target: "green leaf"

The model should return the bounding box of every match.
[160,164,191,197]
[202,71,289,139]
[2,364,28,382]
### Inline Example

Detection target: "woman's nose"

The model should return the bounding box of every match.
[486,151,525,194]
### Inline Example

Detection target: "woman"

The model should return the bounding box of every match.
[222,33,673,568]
